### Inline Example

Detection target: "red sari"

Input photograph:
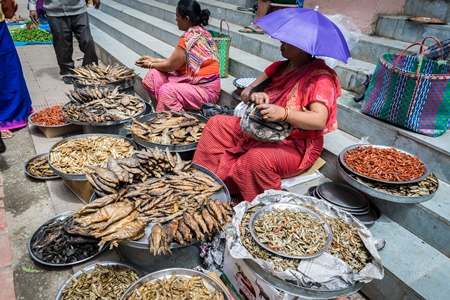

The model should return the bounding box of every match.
[193,59,340,202]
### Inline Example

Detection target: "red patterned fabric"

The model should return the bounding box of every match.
[193,59,340,202]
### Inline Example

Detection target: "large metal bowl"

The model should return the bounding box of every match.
[243,259,364,299]
[48,133,137,181]
[28,111,82,138]
[337,159,438,203]
[106,163,230,273]
[339,144,431,185]
[131,112,207,160]
[62,99,146,136]
[73,78,136,95]
[55,260,144,300]
[28,212,109,267]
[24,152,59,180]
[120,268,231,300]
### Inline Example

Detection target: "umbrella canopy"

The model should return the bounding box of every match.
[254,7,351,63]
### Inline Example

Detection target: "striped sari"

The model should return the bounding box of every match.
[193,59,340,202]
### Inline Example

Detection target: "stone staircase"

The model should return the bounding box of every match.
[86,0,450,299]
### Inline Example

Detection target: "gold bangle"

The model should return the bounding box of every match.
[148,62,154,69]
[281,107,290,122]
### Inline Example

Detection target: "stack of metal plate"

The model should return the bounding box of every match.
[306,182,380,226]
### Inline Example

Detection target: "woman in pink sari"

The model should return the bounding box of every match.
[135,0,220,112]
[193,42,340,203]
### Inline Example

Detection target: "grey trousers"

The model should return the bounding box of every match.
[47,12,98,75]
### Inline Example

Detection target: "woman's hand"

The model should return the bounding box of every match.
[135,59,152,68]
[250,92,270,105]
[255,103,286,122]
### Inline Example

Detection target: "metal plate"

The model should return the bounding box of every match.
[92,163,230,250]
[353,204,381,226]
[337,159,438,204]
[48,133,137,180]
[120,268,231,300]
[28,212,109,267]
[61,99,146,127]
[249,203,332,259]
[407,17,446,24]
[243,259,364,299]
[24,153,59,180]
[339,144,431,185]
[55,260,144,300]
[132,112,207,152]
[28,111,71,128]
[316,182,369,209]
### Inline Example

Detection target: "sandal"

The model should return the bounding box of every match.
[238,26,264,34]
[1,130,14,139]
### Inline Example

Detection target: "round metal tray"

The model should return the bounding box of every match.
[316,182,369,209]
[337,159,438,204]
[24,153,59,180]
[115,163,230,250]
[62,99,146,127]
[55,260,144,300]
[249,203,332,259]
[73,77,136,94]
[48,133,137,180]
[28,212,109,267]
[120,268,231,300]
[339,144,431,185]
[243,259,364,299]
[28,111,71,128]
[131,112,207,153]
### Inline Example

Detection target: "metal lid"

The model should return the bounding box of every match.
[316,182,369,209]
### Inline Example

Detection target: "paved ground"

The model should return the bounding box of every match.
[0,1,369,299]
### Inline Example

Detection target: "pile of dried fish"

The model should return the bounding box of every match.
[26,155,56,178]
[350,173,438,197]
[30,216,102,264]
[63,87,145,123]
[49,135,135,175]
[83,148,192,196]
[241,204,372,273]
[128,111,205,145]
[71,64,137,85]
[253,208,329,257]
[60,264,140,300]
[126,273,225,300]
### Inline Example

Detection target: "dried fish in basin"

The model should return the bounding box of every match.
[127,273,225,300]
[71,63,137,85]
[60,263,140,300]
[251,207,329,257]
[26,154,57,179]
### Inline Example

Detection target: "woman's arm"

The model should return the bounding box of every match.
[240,72,269,104]
[135,46,185,72]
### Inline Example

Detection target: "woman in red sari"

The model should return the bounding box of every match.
[193,41,340,202]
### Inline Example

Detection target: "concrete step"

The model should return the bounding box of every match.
[375,15,450,45]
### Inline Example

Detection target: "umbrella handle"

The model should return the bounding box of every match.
[219,19,231,37]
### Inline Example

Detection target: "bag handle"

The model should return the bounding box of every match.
[219,19,231,36]
[421,36,445,60]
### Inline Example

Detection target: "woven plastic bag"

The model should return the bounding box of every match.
[209,19,231,78]
[361,37,450,137]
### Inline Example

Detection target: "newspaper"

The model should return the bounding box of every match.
[227,190,385,291]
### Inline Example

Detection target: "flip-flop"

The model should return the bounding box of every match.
[1,130,14,139]
[239,26,264,34]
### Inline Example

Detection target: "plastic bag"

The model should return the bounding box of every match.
[233,101,248,118]
[322,14,361,68]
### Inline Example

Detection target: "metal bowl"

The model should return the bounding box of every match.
[339,144,431,185]
[120,268,231,300]
[28,111,81,138]
[62,99,146,136]
[73,78,136,95]
[55,260,144,300]
[48,133,137,181]
[131,111,207,155]
[24,153,59,180]
[243,259,364,299]
[249,203,332,259]
[28,212,109,267]
[337,159,438,203]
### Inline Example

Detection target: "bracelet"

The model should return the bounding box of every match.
[281,107,290,122]
[148,62,154,69]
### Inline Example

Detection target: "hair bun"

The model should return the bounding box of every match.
[200,9,211,26]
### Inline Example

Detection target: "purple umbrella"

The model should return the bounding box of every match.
[254,7,351,63]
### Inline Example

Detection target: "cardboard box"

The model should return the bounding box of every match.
[222,247,301,300]
[63,178,94,204]
[37,124,82,138]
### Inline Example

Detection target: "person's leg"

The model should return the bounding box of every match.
[0,130,13,139]
[47,16,75,75]
[0,135,5,153]
[239,0,270,33]
[71,12,98,66]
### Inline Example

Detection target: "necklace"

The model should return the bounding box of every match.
[283,61,293,74]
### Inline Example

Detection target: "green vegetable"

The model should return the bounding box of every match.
[21,266,41,273]
[9,27,53,43]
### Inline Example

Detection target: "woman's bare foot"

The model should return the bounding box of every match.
[1,130,14,139]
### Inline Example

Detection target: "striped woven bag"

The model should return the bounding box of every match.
[361,37,450,137]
